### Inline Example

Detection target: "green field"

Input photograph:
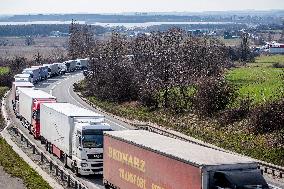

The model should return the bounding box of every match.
[226,63,284,105]
[219,37,241,46]
[0,67,10,75]
[255,55,284,64]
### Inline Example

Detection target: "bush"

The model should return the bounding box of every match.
[193,77,235,117]
[218,97,252,125]
[0,73,13,87]
[249,100,284,134]
[272,62,284,68]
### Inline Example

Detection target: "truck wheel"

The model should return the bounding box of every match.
[75,167,81,177]
[104,184,112,189]
[40,137,45,144]
[28,126,32,134]
[48,143,52,154]
[45,142,48,151]
[63,155,68,168]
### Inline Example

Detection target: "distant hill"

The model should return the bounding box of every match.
[0,10,283,24]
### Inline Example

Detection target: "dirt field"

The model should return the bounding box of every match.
[0,36,68,60]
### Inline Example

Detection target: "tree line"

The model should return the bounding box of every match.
[0,24,106,37]
[70,24,234,115]
[70,23,283,140]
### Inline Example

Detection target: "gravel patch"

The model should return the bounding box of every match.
[0,166,26,189]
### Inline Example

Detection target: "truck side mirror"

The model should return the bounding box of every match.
[76,135,82,149]
[79,136,82,146]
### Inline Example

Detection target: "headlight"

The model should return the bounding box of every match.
[81,163,88,167]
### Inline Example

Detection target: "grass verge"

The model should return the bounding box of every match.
[255,55,284,64]
[86,95,284,166]
[0,87,52,189]
[0,138,52,189]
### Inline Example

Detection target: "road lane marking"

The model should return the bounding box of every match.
[67,83,127,129]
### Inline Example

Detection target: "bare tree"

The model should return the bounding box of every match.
[25,36,35,46]
[33,52,42,65]
[80,27,233,114]
[68,20,94,59]
[239,32,253,62]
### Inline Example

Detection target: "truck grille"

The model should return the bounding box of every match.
[87,153,103,159]
[91,163,103,167]
[92,168,103,173]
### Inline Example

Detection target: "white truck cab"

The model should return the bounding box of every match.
[40,103,112,176]
[72,121,111,175]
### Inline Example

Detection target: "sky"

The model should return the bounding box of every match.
[0,0,284,14]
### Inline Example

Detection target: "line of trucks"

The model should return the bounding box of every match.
[11,66,270,189]
[14,58,89,84]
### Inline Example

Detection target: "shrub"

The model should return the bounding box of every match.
[249,100,284,134]
[0,72,13,87]
[218,97,252,125]
[272,62,284,68]
[193,77,235,117]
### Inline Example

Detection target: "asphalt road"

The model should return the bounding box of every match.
[36,72,134,131]
[7,71,284,189]
[34,71,134,189]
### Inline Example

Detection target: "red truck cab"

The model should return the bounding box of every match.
[32,99,56,139]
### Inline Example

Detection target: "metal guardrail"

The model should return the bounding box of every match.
[137,124,284,180]
[10,126,88,189]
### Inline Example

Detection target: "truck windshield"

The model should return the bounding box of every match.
[213,170,269,189]
[82,129,110,148]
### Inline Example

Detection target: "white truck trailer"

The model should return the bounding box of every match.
[40,103,112,176]
[43,64,59,78]
[53,63,67,75]
[64,60,76,72]
[12,81,34,102]
[14,73,32,83]
[31,65,48,80]
[18,88,56,138]
[76,58,89,70]
[11,82,34,112]
[22,67,41,83]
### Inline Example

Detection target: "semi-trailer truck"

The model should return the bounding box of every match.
[11,82,34,112]
[22,67,40,83]
[18,88,56,138]
[40,103,112,176]
[43,64,59,77]
[31,65,48,80]
[76,58,88,70]
[103,130,269,189]
[53,63,67,75]
[14,73,32,83]
[64,60,76,72]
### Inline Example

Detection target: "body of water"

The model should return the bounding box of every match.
[91,21,235,28]
[0,20,235,28]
